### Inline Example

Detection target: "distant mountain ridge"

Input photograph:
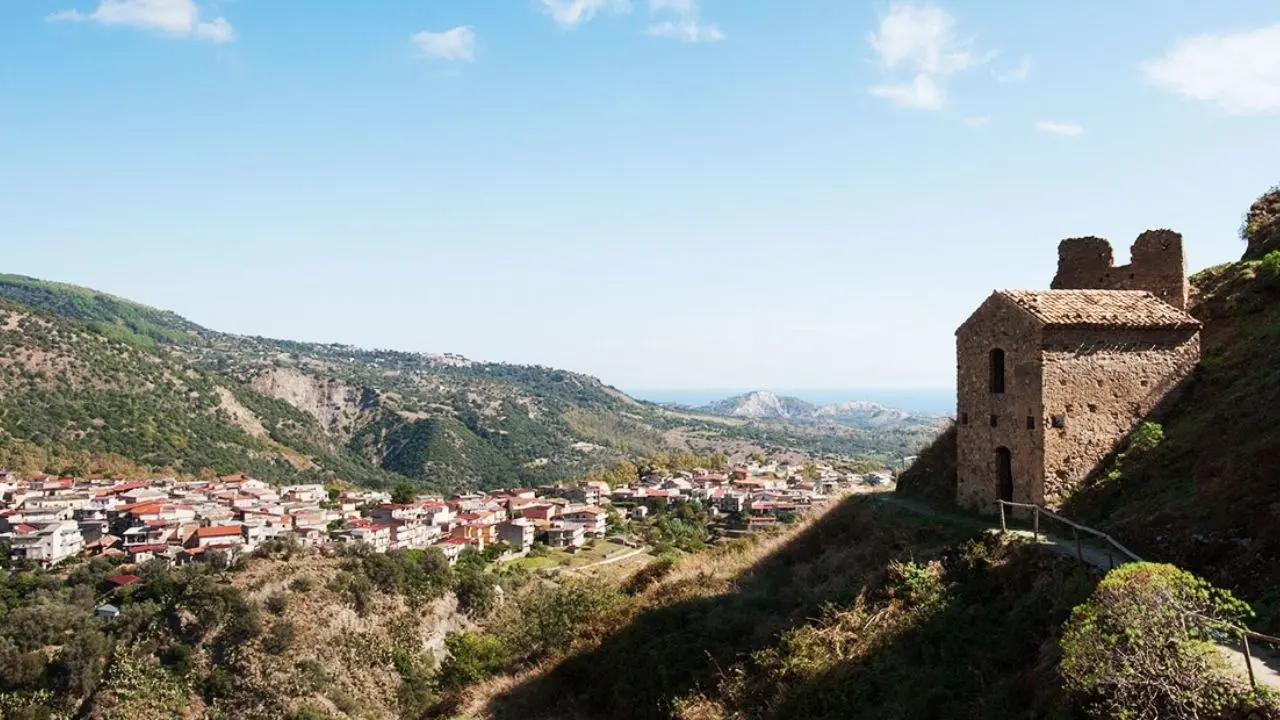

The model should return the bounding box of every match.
[0,273,945,488]
[699,390,944,428]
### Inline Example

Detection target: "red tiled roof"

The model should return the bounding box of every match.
[195,525,242,538]
[997,289,1200,329]
[107,574,142,586]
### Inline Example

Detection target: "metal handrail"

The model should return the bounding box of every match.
[996,499,1143,565]
[996,499,1277,691]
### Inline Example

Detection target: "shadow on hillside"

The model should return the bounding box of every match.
[893,424,956,506]
[479,493,1097,720]
[1058,272,1280,632]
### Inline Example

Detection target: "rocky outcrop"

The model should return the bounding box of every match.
[706,391,816,419]
[1244,188,1280,260]
[248,366,374,440]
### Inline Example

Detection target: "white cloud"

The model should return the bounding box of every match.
[644,0,723,43]
[649,0,695,11]
[46,0,234,43]
[869,3,987,75]
[540,0,631,29]
[1141,24,1280,114]
[993,56,1031,82]
[1035,121,1083,136]
[411,26,476,61]
[869,74,944,109]
[645,19,724,43]
[964,115,992,127]
[867,3,991,110]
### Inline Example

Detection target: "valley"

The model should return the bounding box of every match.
[0,275,937,494]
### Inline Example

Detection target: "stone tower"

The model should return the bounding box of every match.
[954,234,1201,512]
[1050,229,1189,309]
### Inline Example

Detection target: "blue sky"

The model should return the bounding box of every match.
[2,1,1279,393]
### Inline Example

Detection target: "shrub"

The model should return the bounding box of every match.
[265,592,289,615]
[622,554,679,595]
[454,570,498,617]
[288,576,314,593]
[1128,421,1165,453]
[438,631,511,691]
[886,560,944,607]
[1060,562,1270,719]
[290,701,334,720]
[1259,250,1280,281]
[262,620,296,655]
[295,658,328,692]
[499,579,627,663]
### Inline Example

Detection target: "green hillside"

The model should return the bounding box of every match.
[0,274,203,349]
[0,274,936,489]
[0,300,396,486]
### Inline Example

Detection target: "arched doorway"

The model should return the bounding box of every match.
[995,447,1013,502]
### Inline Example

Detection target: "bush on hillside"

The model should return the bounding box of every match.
[438,631,511,692]
[622,554,679,596]
[1060,562,1273,719]
[1127,421,1165,453]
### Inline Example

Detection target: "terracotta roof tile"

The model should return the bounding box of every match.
[997,290,1199,329]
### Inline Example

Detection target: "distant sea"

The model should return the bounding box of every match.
[625,388,956,416]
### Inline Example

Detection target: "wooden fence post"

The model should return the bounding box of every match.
[1033,507,1040,542]
[1242,633,1258,690]
[999,502,1006,532]
[1074,527,1083,562]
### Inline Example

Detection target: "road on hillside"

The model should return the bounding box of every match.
[875,492,1280,692]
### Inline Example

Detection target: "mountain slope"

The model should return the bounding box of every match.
[0,275,675,489]
[0,274,939,489]
[452,494,1100,720]
[0,273,202,349]
[0,300,395,485]
[705,391,818,419]
[700,390,944,430]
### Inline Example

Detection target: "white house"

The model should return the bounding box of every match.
[8,520,84,566]
[545,521,585,551]
[562,507,608,537]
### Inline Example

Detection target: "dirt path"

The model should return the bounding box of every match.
[575,546,648,570]
[875,493,1280,691]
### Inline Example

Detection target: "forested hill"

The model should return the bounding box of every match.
[0,274,672,490]
[0,274,941,489]
[0,299,396,486]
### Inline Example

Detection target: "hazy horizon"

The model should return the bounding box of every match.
[626,387,955,415]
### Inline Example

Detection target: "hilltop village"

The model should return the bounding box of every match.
[0,462,890,569]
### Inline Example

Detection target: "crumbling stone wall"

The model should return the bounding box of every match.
[1039,327,1200,504]
[955,295,1045,512]
[1051,231,1189,309]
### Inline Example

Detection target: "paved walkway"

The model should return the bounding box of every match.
[875,493,1280,691]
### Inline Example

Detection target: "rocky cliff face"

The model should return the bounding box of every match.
[706,391,816,418]
[1244,187,1280,260]
[248,366,375,440]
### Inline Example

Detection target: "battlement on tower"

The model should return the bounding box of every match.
[1050,230,1189,309]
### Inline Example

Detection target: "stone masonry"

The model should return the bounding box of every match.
[955,234,1201,512]
[1051,229,1189,309]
